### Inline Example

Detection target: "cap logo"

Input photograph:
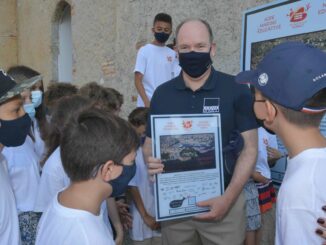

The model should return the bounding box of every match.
[313,73,326,82]
[258,73,268,86]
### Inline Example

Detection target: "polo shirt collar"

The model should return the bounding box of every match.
[175,66,217,91]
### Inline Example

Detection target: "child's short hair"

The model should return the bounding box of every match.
[42,95,92,166]
[106,87,123,108]
[275,88,326,128]
[60,108,139,182]
[79,82,121,112]
[44,82,78,109]
[153,13,172,26]
[128,107,149,127]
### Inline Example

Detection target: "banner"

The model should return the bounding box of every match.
[241,0,326,185]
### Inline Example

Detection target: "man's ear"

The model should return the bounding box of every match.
[210,42,217,57]
[265,100,277,123]
[100,160,115,182]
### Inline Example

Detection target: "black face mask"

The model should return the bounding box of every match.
[108,163,136,197]
[154,32,170,44]
[178,51,212,78]
[0,113,31,147]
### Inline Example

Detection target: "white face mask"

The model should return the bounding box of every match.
[31,90,43,108]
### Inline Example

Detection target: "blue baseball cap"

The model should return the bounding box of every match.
[236,41,326,113]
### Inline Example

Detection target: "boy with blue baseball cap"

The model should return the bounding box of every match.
[236,41,326,244]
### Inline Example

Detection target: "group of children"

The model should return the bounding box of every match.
[1,10,326,245]
[0,65,161,245]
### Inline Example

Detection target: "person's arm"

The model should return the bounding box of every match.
[196,128,258,220]
[128,186,160,230]
[107,198,123,245]
[252,171,269,184]
[134,72,150,107]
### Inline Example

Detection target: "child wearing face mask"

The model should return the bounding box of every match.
[35,108,139,245]
[7,66,47,163]
[0,70,41,245]
[134,13,180,108]
[127,107,161,245]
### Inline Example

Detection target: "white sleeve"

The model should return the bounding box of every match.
[128,161,140,187]
[268,134,278,150]
[134,47,147,74]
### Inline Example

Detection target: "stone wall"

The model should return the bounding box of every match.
[0,0,18,71]
[14,0,274,117]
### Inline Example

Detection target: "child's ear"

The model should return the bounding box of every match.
[100,161,115,182]
[265,100,277,123]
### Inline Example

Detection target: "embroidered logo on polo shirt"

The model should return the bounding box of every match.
[203,98,220,113]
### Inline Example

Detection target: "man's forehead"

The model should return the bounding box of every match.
[177,20,210,43]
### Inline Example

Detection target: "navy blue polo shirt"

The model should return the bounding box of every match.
[146,67,258,186]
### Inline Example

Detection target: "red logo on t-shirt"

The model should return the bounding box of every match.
[167,56,173,62]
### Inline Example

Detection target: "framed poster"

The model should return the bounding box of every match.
[151,114,224,221]
[241,0,326,184]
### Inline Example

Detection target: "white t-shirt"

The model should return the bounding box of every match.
[2,136,40,213]
[128,148,161,241]
[255,127,278,179]
[134,43,181,107]
[32,119,46,163]
[35,147,69,212]
[0,153,21,245]
[35,147,112,233]
[35,194,114,245]
[275,148,326,245]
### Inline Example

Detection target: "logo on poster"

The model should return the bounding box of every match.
[182,120,192,129]
[287,3,311,27]
[318,2,326,15]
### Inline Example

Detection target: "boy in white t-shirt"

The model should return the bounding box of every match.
[236,41,326,244]
[128,107,161,245]
[36,108,140,245]
[0,70,41,245]
[134,13,180,107]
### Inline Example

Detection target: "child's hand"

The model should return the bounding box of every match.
[143,213,160,230]
[267,146,283,161]
[316,206,326,244]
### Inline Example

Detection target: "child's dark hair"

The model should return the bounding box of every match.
[60,108,140,182]
[128,107,149,127]
[79,82,121,112]
[41,95,92,166]
[153,13,172,26]
[44,82,78,110]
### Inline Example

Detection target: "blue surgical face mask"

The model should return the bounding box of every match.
[154,32,170,44]
[178,51,212,78]
[31,90,43,108]
[0,113,31,147]
[108,163,136,197]
[23,103,36,120]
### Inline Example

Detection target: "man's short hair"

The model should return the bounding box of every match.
[60,108,139,182]
[153,13,172,26]
[176,19,213,44]
[79,82,121,112]
[128,107,149,127]
[268,88,326,128]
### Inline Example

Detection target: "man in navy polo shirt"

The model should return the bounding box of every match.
[143,19,258,245]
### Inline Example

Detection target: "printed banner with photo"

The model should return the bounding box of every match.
[241,0,326,185]
[151,114,224,221]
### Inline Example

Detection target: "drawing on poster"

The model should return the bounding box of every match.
[160,133,216,173]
